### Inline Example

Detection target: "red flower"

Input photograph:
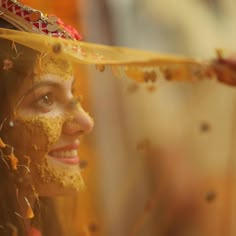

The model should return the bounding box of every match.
[28,227,42,236]
[56,17,82,40]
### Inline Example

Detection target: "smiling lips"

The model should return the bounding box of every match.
[49,143,80,165]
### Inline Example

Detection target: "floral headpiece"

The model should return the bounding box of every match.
[0,0,82,40]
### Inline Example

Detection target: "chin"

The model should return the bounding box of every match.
[31,155,85,196]
[35,182,85,197]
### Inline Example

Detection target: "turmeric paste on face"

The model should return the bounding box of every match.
[33,55,73,81]
[19,115,84,192]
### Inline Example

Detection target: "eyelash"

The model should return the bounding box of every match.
[34,92,55,111]
[31,92,81,113]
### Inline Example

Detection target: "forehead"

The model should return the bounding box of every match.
[33,55,73,81]
[31,73,74,91]
[23,55,74,91]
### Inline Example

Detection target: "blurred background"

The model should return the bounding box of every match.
[24,0,236,235]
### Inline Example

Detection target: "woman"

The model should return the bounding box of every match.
[0,2,93,235]
[3,1,236,236]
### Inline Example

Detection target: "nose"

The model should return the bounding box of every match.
[63,107,94,136]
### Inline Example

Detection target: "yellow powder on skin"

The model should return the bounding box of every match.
[33,54,73,81]
[23,116,64,148]
[20,115,85,192]
[37,160,85,192]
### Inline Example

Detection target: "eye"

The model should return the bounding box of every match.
[34,92,55,112]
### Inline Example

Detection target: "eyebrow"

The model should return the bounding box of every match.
[24,80,64,97]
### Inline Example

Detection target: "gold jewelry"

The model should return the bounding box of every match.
[0,0,82,40]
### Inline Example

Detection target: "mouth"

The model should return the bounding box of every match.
[48,143,80,165]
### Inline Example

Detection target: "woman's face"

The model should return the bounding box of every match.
[1,58,94,196]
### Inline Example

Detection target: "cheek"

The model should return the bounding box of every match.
[1,116,64,162]
[1,115,85,194]
[22,116,65,149]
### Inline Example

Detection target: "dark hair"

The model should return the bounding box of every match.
[0,20,63,236]
[0,34,35,236]
[0,38,37,124]
[0,18,18,30]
